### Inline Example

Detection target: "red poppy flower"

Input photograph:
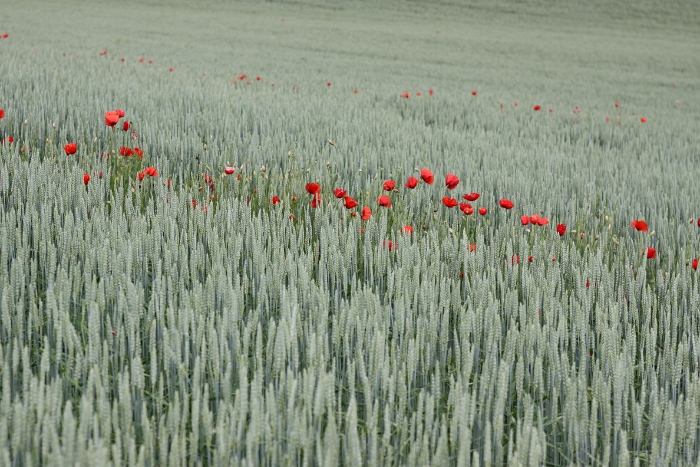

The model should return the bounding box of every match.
[0,109,4,119]
[334,188,347,198]
[471,91,477,96]
[133,147,144,159]
[511,255,521,265]
[192,200,197,208]
[416,91,421,96]
[98,172,103,179]
[499,199,514,209]
[514,102,518,106]
[586,279,590,288]
[119,146,134,157]
[361,206,372,220]
[122,121,130,131]
[405,176,418,189]
[429,89,434,96]
[533,105,541,111]
[105,111,120,127]
[528,255,533,262]
[238,74,247,81]
[225,167,235,175]
[549,108,553,112]
[556,224,566,236]
[63,143,77,155]
[115,109,125,118]
[144,167,158,177]
[83,174,90,186]
[120,57,125,62]
[420,168,434,185]
[693,258,698,271]
[169,67,174,72]
[1,34,7,39]
[137,172,145,182]
[529,214,540,224]
[343,196,358,209]
[383,180,396,191]
[311,193,322,208]
[148,59,153,64]
[469,243,477,252]
[459,202,473,215]
[256,76,261,81]
[478,207,487,216]
[520,215,530,226]
[442,197,457,208]
[327,82,331,86]
[139,58,144,63]
[615,102,620,107]
[1,136,13,145]
[271,196,281,205]
[353,89,358,94]
[305,183,320,195]
[445,173,459,190]
[99,50,107,56]
[640,117,647,123]
[382,240,396,251]
[606,116,611,122]
[630,220,649,232]
[537,217,549,226]
[646,247,656,259]
[377,195,392,208]
[402,225,413,234]
[463,192,480,201]
[698,219,700,228]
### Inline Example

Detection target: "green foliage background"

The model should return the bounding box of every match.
[0,0,699,465]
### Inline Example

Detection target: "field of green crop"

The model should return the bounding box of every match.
[1,0,700,465]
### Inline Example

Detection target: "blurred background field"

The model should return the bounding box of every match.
[1,0,700,465]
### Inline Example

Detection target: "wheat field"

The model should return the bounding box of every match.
[1,0,700,465]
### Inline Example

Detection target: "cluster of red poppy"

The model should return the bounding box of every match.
[0,109,11,144]
[399,90,434,98]
[105,109,125,127]
[119,146,144,159]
